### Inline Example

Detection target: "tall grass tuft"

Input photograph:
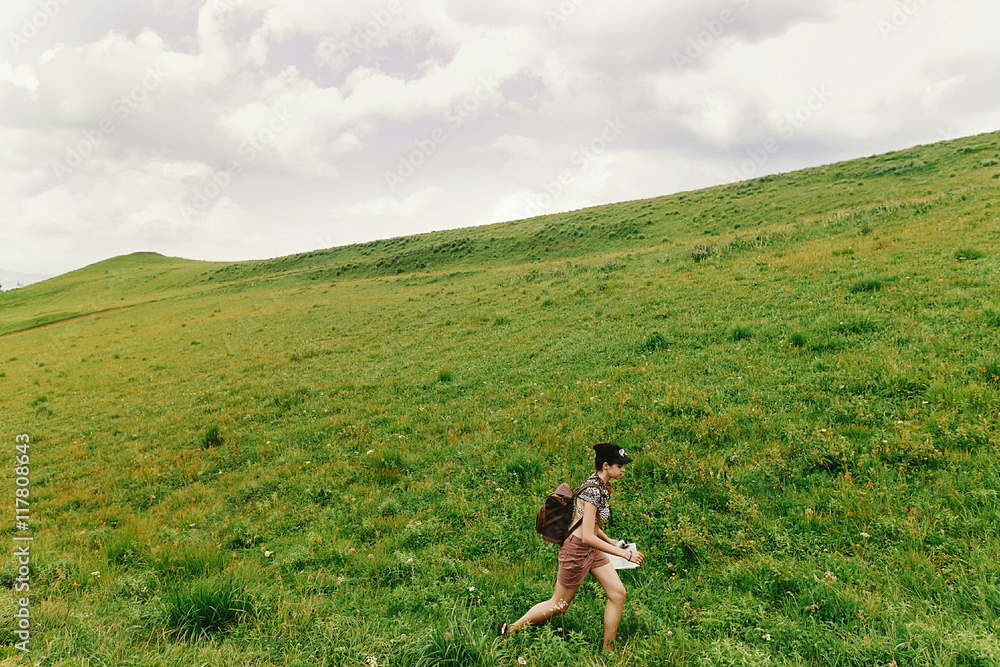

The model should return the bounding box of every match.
[148,544,228,579]
[200,424,224,449]
[789,332,808,348]
[372,450,409,485]
[981,360,1000,387]
[402,620,497,667]
[849,278,883,293]
[161,576,254,640]
[103,525,146,567]
[505,455,544,487]
[689,244,717,262]
[955,248,985,260]
[640,330,668,353]
[834,316,880,335]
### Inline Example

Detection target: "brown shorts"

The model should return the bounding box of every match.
[557,534,611,589]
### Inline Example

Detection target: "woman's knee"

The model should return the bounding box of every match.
[550,597,572,615]
[607,585,626,604]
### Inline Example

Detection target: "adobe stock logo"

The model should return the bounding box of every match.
[177,109,295,220]
[878,0,930,39]
[729,86,833,183]
[7,0,73,54]
[546,0,589,30]
[672,0,751,69]
[347,0,403,51]
[316,1,404,64]
[383,76,501,192]
[523,117,627,217]
[51,66,167,181]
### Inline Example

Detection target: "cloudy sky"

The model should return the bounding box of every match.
[1,0,998,285]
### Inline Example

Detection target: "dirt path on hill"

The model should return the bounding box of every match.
[0,306,135,338]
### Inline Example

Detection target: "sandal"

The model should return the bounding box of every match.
[496,621,509,637]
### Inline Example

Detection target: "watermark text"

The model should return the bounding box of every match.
[51,66,167,181]
[7,0,74,54]
[730,85,832,182]
[12,433,33,653]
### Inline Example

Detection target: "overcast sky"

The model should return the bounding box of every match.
[1,0,998,285]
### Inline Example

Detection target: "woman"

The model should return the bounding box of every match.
[500,443,646,652]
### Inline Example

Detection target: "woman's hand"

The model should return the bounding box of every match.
[625,549,646,565]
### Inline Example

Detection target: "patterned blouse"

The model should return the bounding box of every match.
[575,473,612,525]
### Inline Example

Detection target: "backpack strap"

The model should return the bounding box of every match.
[561,481,604,545]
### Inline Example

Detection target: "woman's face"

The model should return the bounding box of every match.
[607,463,626,480]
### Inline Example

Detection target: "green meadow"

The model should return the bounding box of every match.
[1,130,999,666]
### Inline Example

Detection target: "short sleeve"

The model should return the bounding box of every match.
[577,485,603,509]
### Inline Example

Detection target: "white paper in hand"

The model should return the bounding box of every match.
[608,543,639,570]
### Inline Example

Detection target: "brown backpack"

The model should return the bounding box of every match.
[535,481,601,545]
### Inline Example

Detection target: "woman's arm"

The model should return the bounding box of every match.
[579,502,634,560]
[595,526,616,546]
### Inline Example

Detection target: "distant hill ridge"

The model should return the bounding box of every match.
[0,267,56,291]
[1,129,997,337]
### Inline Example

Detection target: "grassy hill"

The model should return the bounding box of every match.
[1,130,999,666]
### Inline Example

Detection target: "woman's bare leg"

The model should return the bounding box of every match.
[509,582,578,633]
[590,564,627,651]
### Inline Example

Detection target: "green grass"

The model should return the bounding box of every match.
[1,130,999,665]
[161,575,256,640]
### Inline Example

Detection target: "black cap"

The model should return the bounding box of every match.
[593,443,633,466]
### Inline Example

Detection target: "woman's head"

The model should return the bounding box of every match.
[593,443,633,473]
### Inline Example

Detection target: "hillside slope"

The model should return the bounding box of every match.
[0,131,998,666]
[0,253,230,337]
[5,129,997,328]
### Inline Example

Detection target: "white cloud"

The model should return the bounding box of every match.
[1,0,999,279]
[0,60,37,90]
[343,186,443,219]
[492,134,542,159]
